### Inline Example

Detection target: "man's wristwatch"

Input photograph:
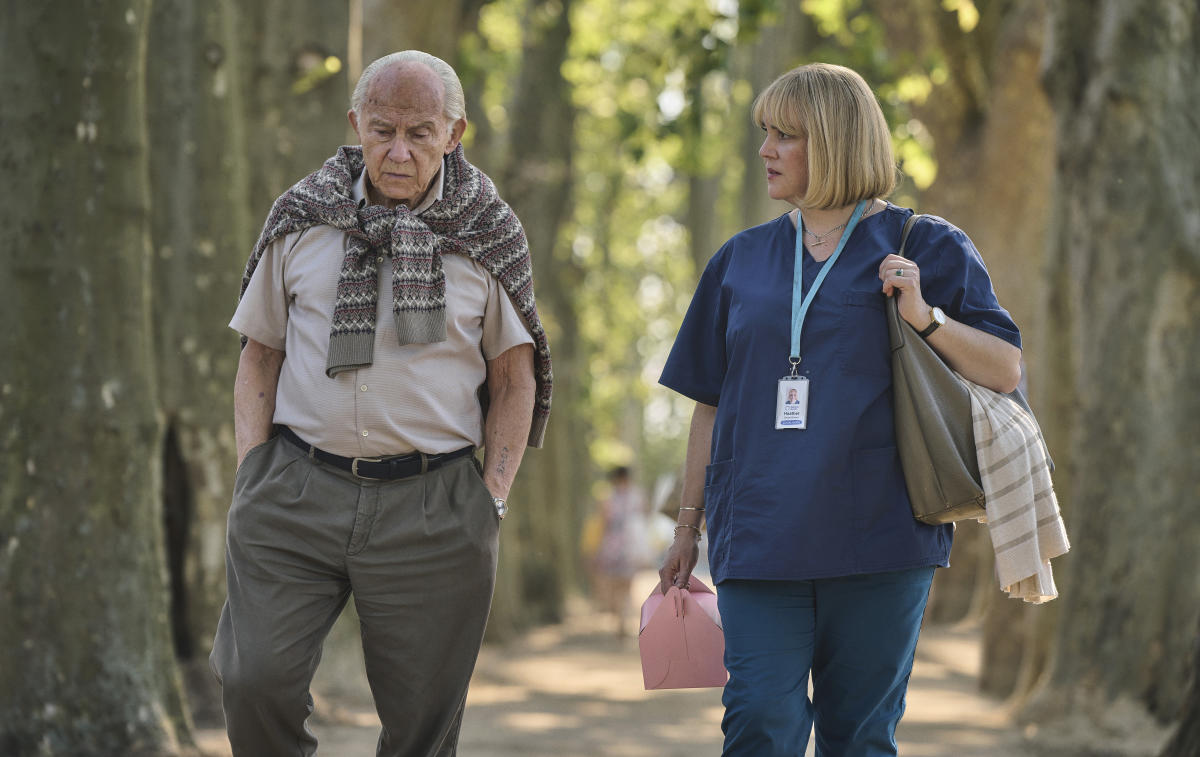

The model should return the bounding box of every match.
[917,306,946,338]
[492,497,508,520]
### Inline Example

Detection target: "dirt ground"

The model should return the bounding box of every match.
[191,570,1048,757]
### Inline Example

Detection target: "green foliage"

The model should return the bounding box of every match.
[291,54,344,94]
[798,0,944,193]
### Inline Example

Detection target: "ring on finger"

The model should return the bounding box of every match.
[894,268,905,277]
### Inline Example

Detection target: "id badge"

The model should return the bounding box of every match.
[775,376,809,430]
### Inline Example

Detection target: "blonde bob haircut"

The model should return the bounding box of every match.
[753,63,896,210]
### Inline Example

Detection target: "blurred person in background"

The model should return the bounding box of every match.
[657,63,1022,756]
[589,465,650,637]
[211,50,550,757]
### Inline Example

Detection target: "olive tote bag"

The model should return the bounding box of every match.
[887,214,1049,525]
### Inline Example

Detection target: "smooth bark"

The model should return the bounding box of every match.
[360,0,489,70]
[0,2,194,753]
[146,0,255,669]
[487,0,581,637]
[1159,618,1200,755]
[876,0,1058,644]
[1024,0,1200,741]
[734,1,812,231]
[236,0,350,213]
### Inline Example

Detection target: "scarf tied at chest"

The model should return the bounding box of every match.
[239,144,551,446]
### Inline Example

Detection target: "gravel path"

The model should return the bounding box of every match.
[194,572,1029,756]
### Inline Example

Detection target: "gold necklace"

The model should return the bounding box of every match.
[801,201,876,246]
[803,220,847,247]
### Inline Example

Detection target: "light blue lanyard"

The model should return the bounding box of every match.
[789,199,868,374]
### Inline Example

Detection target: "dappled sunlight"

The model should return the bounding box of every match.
[907,664,952,683]
[15,0,1192,753]
[900,729,1008,757]
[900,625,1016,735]
[191,586,1029,755]
[499,711,585,733]
[462,682,532,707]
[495,654,653,702]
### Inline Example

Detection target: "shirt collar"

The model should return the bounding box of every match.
[352,158,445,215]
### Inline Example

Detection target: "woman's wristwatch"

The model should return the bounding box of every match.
[918,306,946,338]
[492,497,508,520]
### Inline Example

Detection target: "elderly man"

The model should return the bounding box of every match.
[210,50,551,757]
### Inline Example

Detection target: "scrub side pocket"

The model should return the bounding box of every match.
[703,458,735,567]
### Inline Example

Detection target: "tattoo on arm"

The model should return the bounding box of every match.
[496,446,510,477]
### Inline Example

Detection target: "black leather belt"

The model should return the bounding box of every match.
[279,426,474,481]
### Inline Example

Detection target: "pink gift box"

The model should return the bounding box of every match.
[638,577,728,690]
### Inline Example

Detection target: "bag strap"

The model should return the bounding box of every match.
[897,213,923,259]
[887,213,923,331]
[891,211,1055,472]
[889,212,924,342]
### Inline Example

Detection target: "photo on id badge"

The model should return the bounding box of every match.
[775,377,808,430]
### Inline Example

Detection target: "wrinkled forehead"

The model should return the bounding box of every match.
[362,62,446,120]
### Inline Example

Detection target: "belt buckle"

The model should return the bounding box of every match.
[351,456,385,480]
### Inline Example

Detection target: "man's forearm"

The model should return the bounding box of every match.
[234,339,285,466]
[482,344,536,499]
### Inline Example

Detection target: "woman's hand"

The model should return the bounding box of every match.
[658,531,700,594]
[878,254,930,330]
[877,253,1023,392]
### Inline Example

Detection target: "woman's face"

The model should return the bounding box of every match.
[759,122,808,207]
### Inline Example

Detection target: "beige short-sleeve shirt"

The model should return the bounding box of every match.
[231,167,534,457]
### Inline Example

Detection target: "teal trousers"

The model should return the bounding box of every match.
[718,567,935,756]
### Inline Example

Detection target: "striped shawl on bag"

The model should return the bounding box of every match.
[963,378,1069,603]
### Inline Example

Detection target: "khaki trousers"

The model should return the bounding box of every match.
[210,434,499,757]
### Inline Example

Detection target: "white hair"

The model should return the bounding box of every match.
[351,51,466,123]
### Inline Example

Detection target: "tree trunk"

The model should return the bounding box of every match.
[143,0,348,699]
[488,0,581,637]
[685,173,722,274]
[876,0,1058,634]
[886,0,1069,708]
[360,0,489,69]
[683,76,723,274]
[971,0,1062,690]
[734,1,811,231]
[0,2,193,754]
[237,0,350,214]
[1023,0,1200,739]
[146,0,256,679]
[1159,619,1200,755]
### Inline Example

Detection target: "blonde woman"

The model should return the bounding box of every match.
[658,63,1022,755]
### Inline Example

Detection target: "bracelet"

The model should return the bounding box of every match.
[674,523,702,542]
[678,506,705,512]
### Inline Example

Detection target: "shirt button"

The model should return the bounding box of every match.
[360,384,368,392]
[361,430,369,437]
[376,256,384,263]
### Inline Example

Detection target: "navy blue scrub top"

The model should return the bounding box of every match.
[659,204,1022,584]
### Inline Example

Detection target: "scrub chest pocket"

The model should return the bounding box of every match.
[837,290,892,379]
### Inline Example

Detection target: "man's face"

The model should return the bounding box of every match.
[348,63,466,209]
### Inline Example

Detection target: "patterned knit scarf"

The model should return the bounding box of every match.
[239,144,551,446]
